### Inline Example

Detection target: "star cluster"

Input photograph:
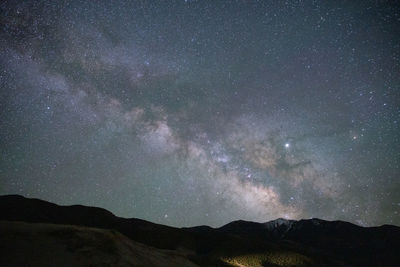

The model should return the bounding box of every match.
[1,0,399,227]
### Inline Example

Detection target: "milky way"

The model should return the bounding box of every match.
[1,1,399,227]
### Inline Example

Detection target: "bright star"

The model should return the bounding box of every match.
[285,143,290,148]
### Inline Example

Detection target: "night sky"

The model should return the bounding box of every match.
[1,0,399,227]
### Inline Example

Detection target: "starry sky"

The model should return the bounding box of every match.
[1,0,399,227]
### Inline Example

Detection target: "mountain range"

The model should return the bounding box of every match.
[0,194,399,266]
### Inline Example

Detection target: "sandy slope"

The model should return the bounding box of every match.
[0,221,198,267]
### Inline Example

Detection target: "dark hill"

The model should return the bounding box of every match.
[1,194,399,266]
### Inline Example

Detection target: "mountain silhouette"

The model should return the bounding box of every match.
[1,194,399,266]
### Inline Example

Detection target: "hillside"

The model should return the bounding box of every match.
[0,221,197,267]
[1,195,399,266]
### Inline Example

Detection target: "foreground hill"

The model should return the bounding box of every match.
[0,221,197,267]
[1,194,399,266]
